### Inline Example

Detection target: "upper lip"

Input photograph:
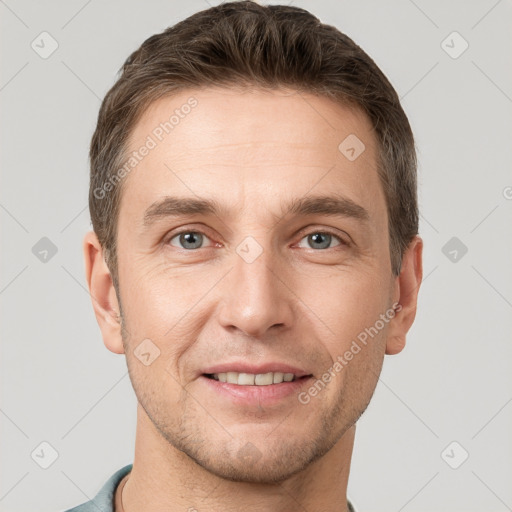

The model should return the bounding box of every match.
[201,362,311,378]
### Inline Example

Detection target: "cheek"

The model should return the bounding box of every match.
[118,256,187,331]
[308,267,389,333]
[313,272,390,409]
[118,260,213,374]
[299,269,391,386]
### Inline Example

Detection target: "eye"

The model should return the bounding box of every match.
[297,231,346,250]
[168,230,213,250]
[166,229,348,251]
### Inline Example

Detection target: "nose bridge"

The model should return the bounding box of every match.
[218,236,293,337]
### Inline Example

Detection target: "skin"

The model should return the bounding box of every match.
[84,86,423,512]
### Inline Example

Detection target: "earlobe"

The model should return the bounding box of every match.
[385,334,406,355]
[83,231,125,355]
[385,236,423,356]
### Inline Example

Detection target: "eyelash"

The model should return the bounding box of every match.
[165,227,350,251]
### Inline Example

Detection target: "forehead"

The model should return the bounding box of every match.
[119,86,385,230]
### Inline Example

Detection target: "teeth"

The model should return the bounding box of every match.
[273,372,284,384]
[255,372,273,385]
[238,373,255,385]
[211,371,297,386]
[227,372,238,384]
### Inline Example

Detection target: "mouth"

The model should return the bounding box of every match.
[199,363,314,406]
[203,371,311,385]
[203,372,311,386]
[201,371,313,406]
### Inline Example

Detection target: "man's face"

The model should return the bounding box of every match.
[115,87,397,483]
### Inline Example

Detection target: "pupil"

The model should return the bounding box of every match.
[310,233,330,249]
[181,232,201,249]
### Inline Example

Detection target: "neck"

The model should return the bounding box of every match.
[119,403,355,512]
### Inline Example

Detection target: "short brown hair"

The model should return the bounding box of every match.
[89,0,418,294]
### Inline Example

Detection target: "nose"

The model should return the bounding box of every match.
[217,242,295,339]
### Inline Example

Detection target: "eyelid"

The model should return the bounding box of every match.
[294,225,351,247]
[165,225,351,250]
[165,226,217,248]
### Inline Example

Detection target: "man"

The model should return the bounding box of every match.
[68,1,423,510]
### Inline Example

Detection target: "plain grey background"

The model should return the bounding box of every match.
[1,1,511,511]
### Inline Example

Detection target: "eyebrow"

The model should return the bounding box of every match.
[142,194,371,227]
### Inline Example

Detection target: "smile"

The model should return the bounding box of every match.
[205,371,298,385]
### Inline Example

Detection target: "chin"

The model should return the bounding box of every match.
[175,431,330,485]
[196,451,313,484]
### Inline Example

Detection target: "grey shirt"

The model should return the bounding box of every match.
[63,464,356,512]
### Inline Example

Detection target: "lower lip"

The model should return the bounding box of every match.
[200,375,313,406]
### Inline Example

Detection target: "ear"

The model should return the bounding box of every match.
[83,231,125,354]
[385,235,423,355]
